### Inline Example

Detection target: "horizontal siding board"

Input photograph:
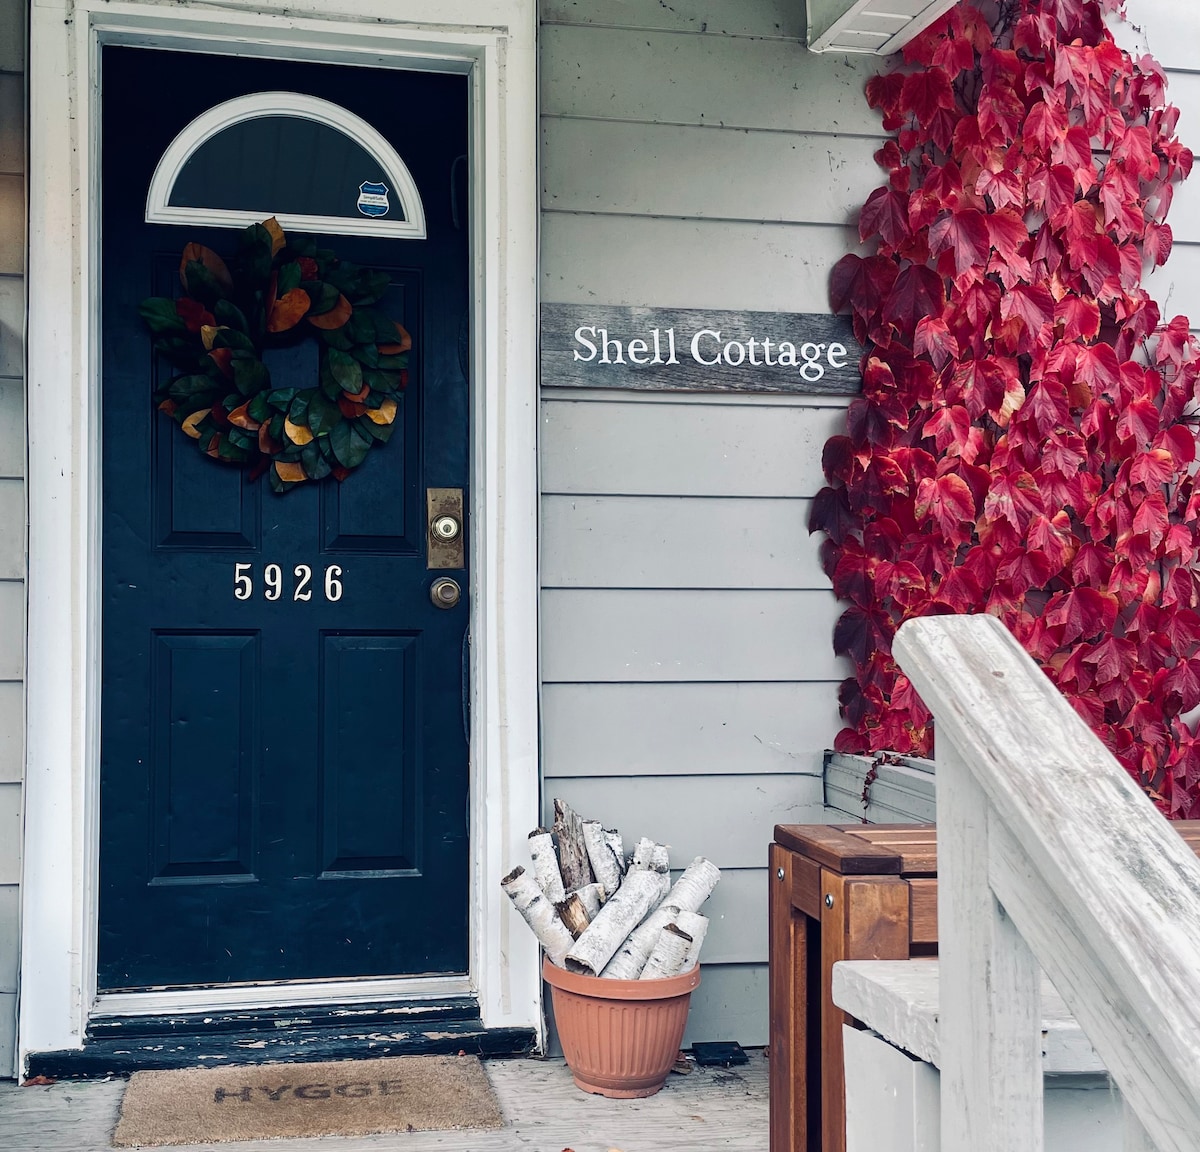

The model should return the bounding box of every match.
[1146,240,1200,317]
[0,176,22,275]
[540,588,849,682]
[541,775,823,869]
[682,962,768,1046]
[0,680,20,783]
[1118,1,1200,72]
[541,118,880,226]
[0,782,19,885]
[542,213,860,313]
[0,379,21,479]
[0,276,21,377]
[540,24,885,136]
[540,495,827,589]
[541,399,845,497]
[0,884,15,991]
[540,0,804,38]
[0,991,12,1075]
[0,580,22,679]
[0,478,21,579]
[542,682,841,778]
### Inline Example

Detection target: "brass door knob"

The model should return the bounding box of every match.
[430,577,461,609]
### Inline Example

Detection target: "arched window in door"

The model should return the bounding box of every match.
[145,91,426,239]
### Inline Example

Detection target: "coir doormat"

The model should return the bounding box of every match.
[111,1054,505,1147]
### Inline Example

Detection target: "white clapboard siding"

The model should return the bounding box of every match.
[541,118,882,227]
[0,681,19,784]
[1146,240,1200,318]
[0,581,21,681]
[540,24,886,136]
[542,214,862,313]
[541,495,826,589]
[541,588,849,683]
[541,399,845,497]
[1119,0,1200,71]
[0,479,21,581]
[542,776,822,868]
[0,277,21,378]
[0,885,15,990]
[540,0,804,38]
[683,963,767,1045]
[0,382,21,480]
[0,782,19,886]
[542,682,841,778]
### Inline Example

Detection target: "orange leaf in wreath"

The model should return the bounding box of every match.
[308,293,353,330]
[158,399,178,416]
[377,322,412,355]
[366,397,398,426]
[227,402,261,432]
[274,461,307,484]
[268,288,311,333]
[337,395,369,419]
[331,463,351,482]
[181,408,210,439]
[179,243,232,291]
[263,217,287,257]
[205,434,222,459]
[344,383,371,403]
[258,423,284,456]
[284,416,314,446]
[208,347,234,377]
[200,324,226,351]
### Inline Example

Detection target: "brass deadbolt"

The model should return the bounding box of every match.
[430,577,461,609]
[432,514,461,542]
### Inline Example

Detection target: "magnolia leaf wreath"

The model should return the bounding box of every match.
[139,217,411,493]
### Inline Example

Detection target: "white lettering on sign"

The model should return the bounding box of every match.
[573,324,850,383]
[233,563,344,602]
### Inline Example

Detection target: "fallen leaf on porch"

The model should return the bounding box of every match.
[267,288,311,333]
[22,1075,55,1086]
[308,292,353,330]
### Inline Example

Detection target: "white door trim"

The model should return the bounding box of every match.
[21,0,540,1067]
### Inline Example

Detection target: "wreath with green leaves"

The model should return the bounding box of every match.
[139,217,411,492]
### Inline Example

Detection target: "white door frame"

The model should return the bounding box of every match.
[21,0,540,1066]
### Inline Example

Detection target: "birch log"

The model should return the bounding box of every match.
[600,903,681,979]
[629,838,670,873]
[582,820,623,895]
[640,923,694,980]
[674,910,709,967]
[665,856,720,911]
[566,869,662,975]
[501,866,575,967]
[557,893,591,938]
[604,828,627,876]
[528,828,566,904]
[574,882,606,920]
[553,798,594,891]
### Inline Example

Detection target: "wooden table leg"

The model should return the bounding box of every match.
[769,844,801,1152]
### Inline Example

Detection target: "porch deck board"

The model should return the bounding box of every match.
[0,1053,768,1152]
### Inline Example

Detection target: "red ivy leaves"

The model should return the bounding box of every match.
[812,0,1200,815]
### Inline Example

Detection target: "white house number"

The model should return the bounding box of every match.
[233,563,344,602]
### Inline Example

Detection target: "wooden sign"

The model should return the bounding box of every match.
[541,303,863,396]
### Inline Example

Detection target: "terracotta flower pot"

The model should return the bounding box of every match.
[543,956,701,1098]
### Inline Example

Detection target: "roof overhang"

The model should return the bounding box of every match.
[806,0,961,54]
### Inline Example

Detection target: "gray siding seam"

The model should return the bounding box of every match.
[538,18,804,45]
[542,206,861,231]
[540,111,885,144]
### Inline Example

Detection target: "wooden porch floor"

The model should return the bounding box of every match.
[0,1052,768,1151]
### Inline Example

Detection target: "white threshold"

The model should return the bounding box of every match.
[93,974,472,1018]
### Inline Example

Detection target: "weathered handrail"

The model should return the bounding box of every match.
[893,614,1200,1152]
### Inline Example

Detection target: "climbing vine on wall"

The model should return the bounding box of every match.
[809,0,1200,814]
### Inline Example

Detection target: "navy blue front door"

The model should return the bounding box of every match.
[98,47,470,989]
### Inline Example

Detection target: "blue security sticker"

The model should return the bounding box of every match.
[357,181,390,218]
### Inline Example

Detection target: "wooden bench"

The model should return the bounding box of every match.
[768,820,1200,1152]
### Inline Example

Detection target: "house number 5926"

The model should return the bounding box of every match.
[233,563,344,602]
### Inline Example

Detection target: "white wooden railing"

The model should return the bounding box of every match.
[892,615,1200,1152]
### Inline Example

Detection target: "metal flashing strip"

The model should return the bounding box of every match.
[93,975,473,1018]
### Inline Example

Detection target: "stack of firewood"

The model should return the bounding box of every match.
[500,798,719,979]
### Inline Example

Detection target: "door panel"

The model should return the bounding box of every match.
[99,46,470,989]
